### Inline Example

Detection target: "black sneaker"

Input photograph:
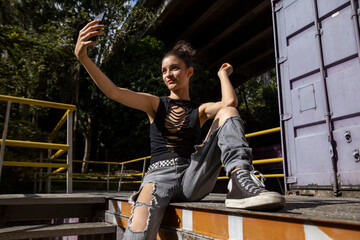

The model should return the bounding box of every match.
[225,169,285,210]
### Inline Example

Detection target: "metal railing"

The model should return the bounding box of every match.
[38,127,283,192]
[218,127,284,179]
[42,156,150,192]
[0,94,75,193]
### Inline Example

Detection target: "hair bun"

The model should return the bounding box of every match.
[164,40,196,67]
[172,40,196,57]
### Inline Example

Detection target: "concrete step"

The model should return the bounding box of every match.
[0,193,107,223]
[0,193,106,205]
[0,222,116,240]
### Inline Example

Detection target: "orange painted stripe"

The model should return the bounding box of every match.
[243,217,305,240]
[193,210,229,239]
[121,201,133,217]
[117,215,128,228]
[318,224,360,240]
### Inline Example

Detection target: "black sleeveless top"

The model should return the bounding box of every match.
[149,96,201,164]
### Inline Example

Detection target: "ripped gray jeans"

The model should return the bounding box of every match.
[123,116,252,240]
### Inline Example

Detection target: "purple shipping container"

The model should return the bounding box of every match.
[272,0,360,196]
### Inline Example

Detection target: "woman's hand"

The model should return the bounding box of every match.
[74,20,104,61]
[218,63,233,77]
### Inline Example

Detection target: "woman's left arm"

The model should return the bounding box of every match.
[199,63,238,125]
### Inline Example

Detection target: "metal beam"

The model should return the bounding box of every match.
[176,0,232,41]
[197,1,270,57]
[209,25,273,69]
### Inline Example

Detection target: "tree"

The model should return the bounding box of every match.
[0,0,157,189]
[236,69,280,147]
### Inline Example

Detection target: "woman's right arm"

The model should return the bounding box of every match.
[74,20,159,121]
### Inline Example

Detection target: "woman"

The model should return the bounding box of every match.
[75,19,285,239]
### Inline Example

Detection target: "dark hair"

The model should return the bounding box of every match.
[164,40,196,68]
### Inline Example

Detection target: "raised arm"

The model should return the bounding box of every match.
[199,63,238,125]
[74,20,159,121]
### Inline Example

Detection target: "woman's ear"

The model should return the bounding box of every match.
[187,67,194,78]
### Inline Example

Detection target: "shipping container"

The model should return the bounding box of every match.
[272,0,360,196]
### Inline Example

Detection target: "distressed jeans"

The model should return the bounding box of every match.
[123,116,252,240]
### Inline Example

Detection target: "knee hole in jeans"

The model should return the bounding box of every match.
[129,183,155,232]
[129,205,150,232]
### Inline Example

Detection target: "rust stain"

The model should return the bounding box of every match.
[193,210,229,239]
[243,217,305,240]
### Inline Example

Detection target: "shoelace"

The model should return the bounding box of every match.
[236,170,266,194]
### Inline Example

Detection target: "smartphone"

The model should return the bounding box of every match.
[89,12,105,41]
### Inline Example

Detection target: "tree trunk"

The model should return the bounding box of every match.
[261,71,271,86]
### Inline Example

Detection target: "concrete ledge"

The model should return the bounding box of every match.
[106,193,360,239]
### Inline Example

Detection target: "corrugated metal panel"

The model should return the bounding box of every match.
[273,0,360,193]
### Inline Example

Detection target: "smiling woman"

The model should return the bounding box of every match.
[161,55,193,98]
[75,22,285,238]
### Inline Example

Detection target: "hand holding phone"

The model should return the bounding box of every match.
[89,12,105,41]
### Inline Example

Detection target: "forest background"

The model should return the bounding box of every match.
[0,0,279,193]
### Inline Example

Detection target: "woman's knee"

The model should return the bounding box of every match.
[215,106,239,125]
[129,183,155,232]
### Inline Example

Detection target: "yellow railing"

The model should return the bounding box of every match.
[42,127,283,192]
[0,94,75,193]
[245,127,281,138]
[39,156,151,191]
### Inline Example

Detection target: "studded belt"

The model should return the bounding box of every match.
[147,157,190,172]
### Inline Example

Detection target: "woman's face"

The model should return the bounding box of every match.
[161,55,193,92]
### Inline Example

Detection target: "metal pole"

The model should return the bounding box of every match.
[0,101,11,182]
[141,158,147,182]
[118,164,124,191]
[33,172,37,193]
[39,151,43,192]
[66,111,73,193]
[271,0,288,194]
[312,0,340,196]
[107,164,110,192]
[46,147,52,193]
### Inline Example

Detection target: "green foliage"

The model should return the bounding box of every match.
[92,36,166,159]
[0,0,158,191]
[236,69,280,147]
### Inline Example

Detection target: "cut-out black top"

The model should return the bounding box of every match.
[149,96,201,164]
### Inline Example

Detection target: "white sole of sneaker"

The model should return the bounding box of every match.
[225,192,286,210]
